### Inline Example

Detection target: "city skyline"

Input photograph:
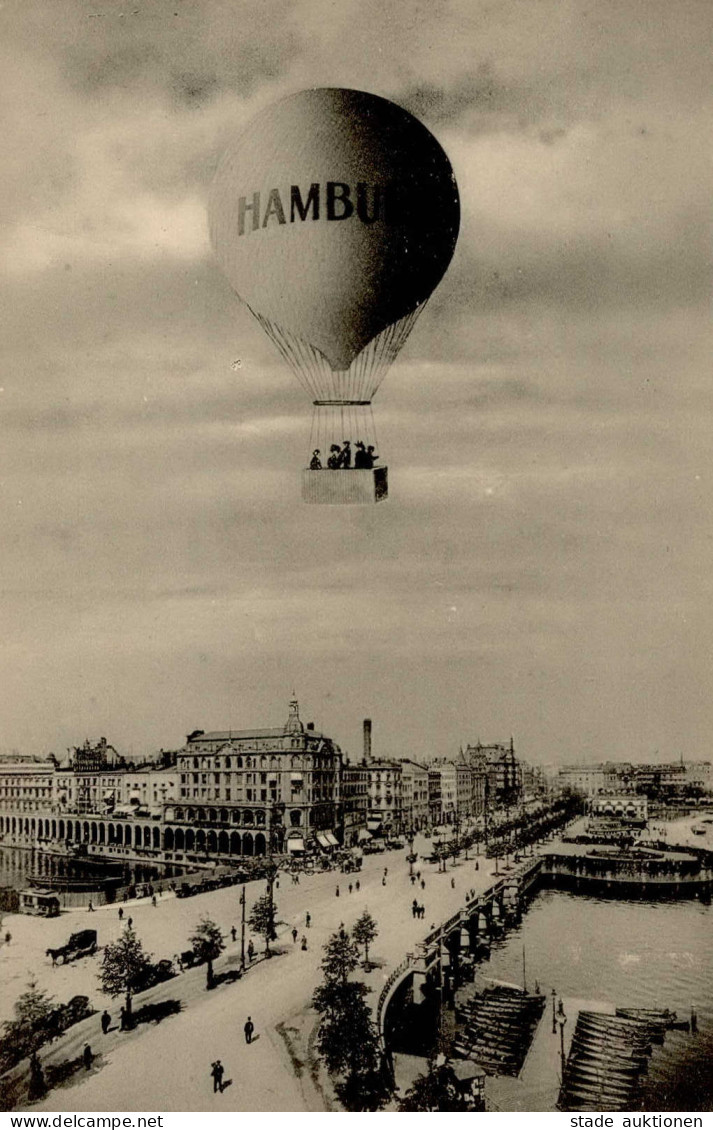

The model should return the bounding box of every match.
[2,1,711,767]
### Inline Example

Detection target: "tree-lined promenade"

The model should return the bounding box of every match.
[0,805,585,1112]
[0,832,504,1110]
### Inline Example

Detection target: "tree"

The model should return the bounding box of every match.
[248,893,280,957]
[1,980,59,1064]
[190,917,225,989]
[352,910,378,969]
[99,925,153,1025]
[398,1059,470,1112]
[319,927,360,984]
[311,929,390,1111]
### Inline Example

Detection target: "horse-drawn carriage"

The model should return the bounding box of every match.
[46,928,98,966]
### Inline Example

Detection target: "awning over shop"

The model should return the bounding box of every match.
[103,790,115,799]
[358,829,372,842]
[316,833,331,849]
[367,819,382,831]
[287,838,305,853]
[325,832,339,847]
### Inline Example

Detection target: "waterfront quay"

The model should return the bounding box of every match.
[0,811,709,1112]
[1,832,509,1111]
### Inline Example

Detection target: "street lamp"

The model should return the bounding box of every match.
[551,987,557,1034]
[556,999,567,1082]
[239,884,246,972]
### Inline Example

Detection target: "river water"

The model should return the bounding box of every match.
[468,888,713,1112]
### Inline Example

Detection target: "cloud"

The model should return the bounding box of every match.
[0,0,710,764]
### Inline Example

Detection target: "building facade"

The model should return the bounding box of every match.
[398,759,430,833]
[341,762,369,846]
[165,699,343,857]
[365,760,403,837]
[464,741,522,809]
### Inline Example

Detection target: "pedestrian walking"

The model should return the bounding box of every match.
[28,1052,46,1101]
[247,939,255,961]
[119,1006,128,1031]
[335,885,340,897]
[450,877,455,889]
[151,895,157,908]
[355,879,360,891]
[4,932,11,945]
[410,874,416,885]
[381,876,386,886]
[101,1010,111,1035]
[87,900,94,912]
[244,1016,255,1044]
[301,935,308,950]
[127,917,133,929]
[231,926,237,942]
[416,870,421,880]
[211,1060,225,1093]
[384,867,388,877]
[291,926,298,944]
[348,883,353,894]
[118,907,124,920]
[421,879,425,890]
[305,912,311,928]
[83,1044,94,1071]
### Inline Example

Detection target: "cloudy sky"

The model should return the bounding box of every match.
[1,0,711,766]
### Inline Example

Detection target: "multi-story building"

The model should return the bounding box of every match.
[428,760,458,825]
[0,758,54,815]
[455,760,473,822]
[365,759,403,837]
[464,741,522,809]
[115,769,180,815]
[398,759,429,833]
[54,738,126,816]
[557,765,606,797]
[341,762,369,846]
[427,768,442,826]
[164,699,343,857]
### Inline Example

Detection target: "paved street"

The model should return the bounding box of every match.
[4,836,502,1111]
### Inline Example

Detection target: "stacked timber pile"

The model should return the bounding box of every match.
[453,985,546,1076]
[558,1010,659,1111]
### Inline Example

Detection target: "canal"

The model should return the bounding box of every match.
[467,888,713,1111]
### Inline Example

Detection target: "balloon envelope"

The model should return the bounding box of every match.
[208,88,460,372]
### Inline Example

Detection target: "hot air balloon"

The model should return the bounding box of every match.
[208,87,460,504]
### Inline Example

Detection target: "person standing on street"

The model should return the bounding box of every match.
[305,911,311,928]
[244,1016,255,1044]
[101,1010,111,1035]
[292,926,298,944]
[231,926,237,942]
[211,1060,225,1093]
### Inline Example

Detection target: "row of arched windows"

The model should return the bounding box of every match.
[0,813,283,858]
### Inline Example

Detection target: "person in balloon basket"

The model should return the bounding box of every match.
[327,444,341,469]
[337,440,352,468]
[309,449,322,470]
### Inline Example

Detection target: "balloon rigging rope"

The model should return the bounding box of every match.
[250,304,428,461]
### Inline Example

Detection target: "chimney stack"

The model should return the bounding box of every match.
[363,718,372,763]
